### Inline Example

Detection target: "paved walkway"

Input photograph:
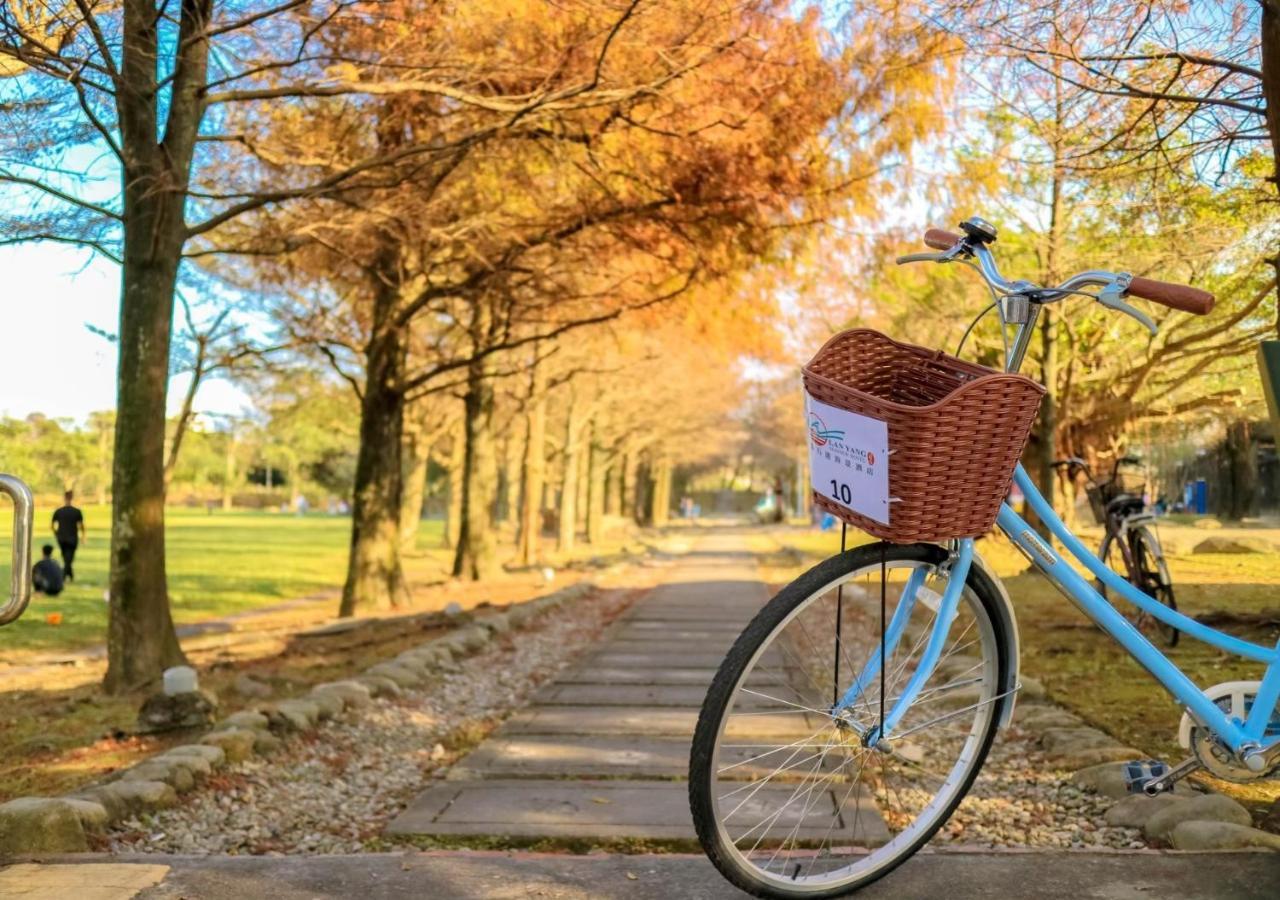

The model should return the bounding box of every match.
[6,850,1279,899]
[388,532,799,842]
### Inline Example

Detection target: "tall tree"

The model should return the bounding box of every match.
[950,1,1280,319]
[0,0,499,689]
[228,0,930,605]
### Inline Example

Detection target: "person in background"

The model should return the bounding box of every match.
[32,544,64,597]
[52,490,85,582]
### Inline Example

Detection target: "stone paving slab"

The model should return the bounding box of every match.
[448,734,833,779]
[621,610,757,624]
[499,706,702,736]
[387,779,888,843]
[622,598,760,616]
[588,651,735,669]
[586,644,781,666]
[596,639,743,655]
[609,627,744,644]
[160,850,1280,899]
[536,680,803,707]
[618,619,748,632]
[16,850,1275,900]
[447,735,699,778]
[557,666,781,686]
[0,863,170,900]
[533,684,718,707]
[499,706,821,738]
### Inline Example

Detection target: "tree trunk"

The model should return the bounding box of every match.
[222,430,235,509]
[635,459,652,523]
[400,427,431,555]
[605,450,622,517]
[622,448,639,520]
[453,352,500,580]
[498,433,522,526]
[517,364,547,566]
[96,424,110,507]
[651,456,673,527]
[165,341,204,487]
[575,430,590,533]
[1032,118,1065,540]
[445,427,463,549]
[586,418,607,544]
[103,246,189,693]
[1261,3,1280,332]
[1223,420,1257,520]
[340,310,409,616]
[794,454,809,519]
[558,399,581,553]
[103,0,214,693]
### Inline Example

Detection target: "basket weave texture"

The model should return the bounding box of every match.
[804,329,1045,543]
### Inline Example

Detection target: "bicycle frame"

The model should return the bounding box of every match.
[999,465,1280,758]
[837,243,1279,763]
[839,466,1280,759]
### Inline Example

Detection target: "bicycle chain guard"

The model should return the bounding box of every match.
[1177,681,1280,782]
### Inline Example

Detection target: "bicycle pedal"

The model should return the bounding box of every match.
[1122,759,1171,794]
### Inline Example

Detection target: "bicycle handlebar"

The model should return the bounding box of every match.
[923,228,962,251]
[915,225,1216,319]
[1125,276,1215,316]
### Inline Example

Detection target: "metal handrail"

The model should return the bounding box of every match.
[0,475,33,626]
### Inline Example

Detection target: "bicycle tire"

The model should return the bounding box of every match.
[1131,525,1179,647]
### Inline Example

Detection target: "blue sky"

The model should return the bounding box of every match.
[0,243,248,422]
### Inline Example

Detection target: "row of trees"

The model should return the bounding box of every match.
[0,0,952,690]
[851,1,1280,523]
[4,0,1275,691]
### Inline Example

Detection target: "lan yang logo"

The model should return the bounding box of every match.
[809,413,845,447]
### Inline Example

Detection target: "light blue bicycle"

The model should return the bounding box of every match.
[689,218,1278,897]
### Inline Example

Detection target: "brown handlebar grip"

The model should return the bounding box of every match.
[923,228,962,251]
[1125,276,1215,315]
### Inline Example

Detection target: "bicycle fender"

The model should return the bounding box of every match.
[970,549,1020,729]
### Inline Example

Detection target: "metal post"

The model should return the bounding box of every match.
[0,475,34,626]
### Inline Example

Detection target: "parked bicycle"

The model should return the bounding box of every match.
[689,218,1279,898]
[1053,456,1179,647]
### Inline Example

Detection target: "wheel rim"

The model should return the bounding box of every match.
[705,558,1000,893]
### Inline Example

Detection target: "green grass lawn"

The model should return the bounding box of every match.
[0,503,445,656]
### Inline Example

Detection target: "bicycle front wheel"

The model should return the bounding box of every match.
[689,543,1010,898]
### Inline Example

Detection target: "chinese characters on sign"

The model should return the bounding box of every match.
[806,394,890,524]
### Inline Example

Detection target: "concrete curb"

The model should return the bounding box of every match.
[0,582,595,857]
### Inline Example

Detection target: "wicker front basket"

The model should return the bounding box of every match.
[804,329,1045,543]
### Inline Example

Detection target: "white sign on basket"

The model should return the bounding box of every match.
[806,394,890,525]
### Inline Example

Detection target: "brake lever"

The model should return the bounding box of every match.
[896,242,970,266]
[895,251,946,265]
[1098,280,1157,336]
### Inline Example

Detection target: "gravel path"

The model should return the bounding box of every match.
[941,722,1143,850]
[108,590,636,855]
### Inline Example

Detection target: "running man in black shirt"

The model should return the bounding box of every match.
[52,491,85,582]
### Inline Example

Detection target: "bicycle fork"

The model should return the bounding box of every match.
[833,540,975,747]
